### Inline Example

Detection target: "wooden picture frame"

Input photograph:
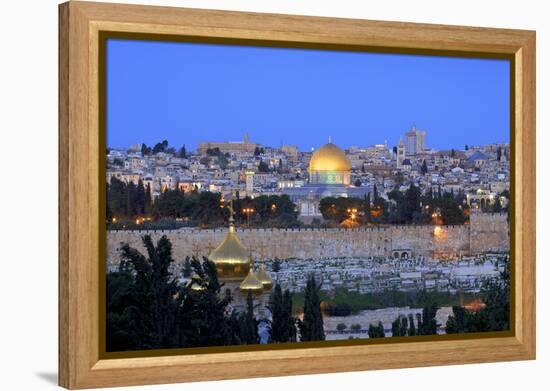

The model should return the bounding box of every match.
[59,1,536,389]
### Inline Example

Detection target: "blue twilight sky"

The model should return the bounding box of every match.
[106,39,510,152]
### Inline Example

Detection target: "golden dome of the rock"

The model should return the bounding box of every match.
[209,224,250,279]
[309,142,351,172]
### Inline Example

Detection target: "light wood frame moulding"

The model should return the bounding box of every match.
[59,1,536,389]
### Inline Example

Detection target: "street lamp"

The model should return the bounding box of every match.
[347,208,358,223]
[242,207,255,228]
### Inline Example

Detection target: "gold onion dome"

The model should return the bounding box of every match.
[256,264,273,291]
[209,222,250,279]
[239,267,264,296]
[309,141,351,172]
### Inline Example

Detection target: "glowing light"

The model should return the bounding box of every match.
[433,226,447,238]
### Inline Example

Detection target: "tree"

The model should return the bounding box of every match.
[481,260,510,331]
[391,316,407,337]
[282,290,297,342]
[492,197,503,213]
[272,259,281,273]
[438,195,467,225]
[112,158,124,167]
[445,306,471,334]
[217,153,229,169]
[497,147,502,161]
[135,179,146,215]
[107,236,257,351]
[141,143,152,155]
[403,184,422,223]
[126,181,137,217]
[363,193,372,224]
[107,235,180,350]
[351,323,361,332]
[394,171,405,186]
[190,192,227,225]
[299,275,325,341]
[268,285,297,343]
[446,261,510,334]
[107,177,127,218]
[408,314,416,336]
[336,323,347,333]
[258,161,270,173]
[152,140,169,154]
[417,303,439,335]
[368,322,385,338]
[421,160,428,175]
[182,256,192,278]
[177,256,242,347]
[239,290,259,344]
[388,184,423,224]
[144,183,152,215]
[319,196,364,225]
[178,145,187,158]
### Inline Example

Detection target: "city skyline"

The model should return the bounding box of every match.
[106,39,510,151]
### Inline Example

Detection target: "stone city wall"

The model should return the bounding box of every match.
[106,213,509,266]
[469,212,510,253]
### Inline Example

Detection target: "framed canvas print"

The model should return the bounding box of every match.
[58,1,536,389]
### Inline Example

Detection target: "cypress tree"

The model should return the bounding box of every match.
[408,314,416,336]
[418,303,439,335]
[136,179,146,215]
[178,145,187,158]
[268,284,284,342]
[400,315,409,336]
[177,257,238,347]
[299,275,325,341]
[364,192,371,224]
[368,322,385,338]
[240,290,259,344]
[268,284,297,343]
[391,318,401,337]
[283,289,297,342]
[421,159,428,175]
[144,183,152,215]
[182,256,192,278]
[126,181,137,217]
[114,235,180,349]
